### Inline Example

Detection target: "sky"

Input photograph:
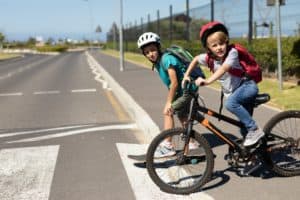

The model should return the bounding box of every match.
[0,0,210,42]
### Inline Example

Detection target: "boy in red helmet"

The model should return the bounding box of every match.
[183,21,264,147]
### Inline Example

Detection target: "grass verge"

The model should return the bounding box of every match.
[0,53,21,60]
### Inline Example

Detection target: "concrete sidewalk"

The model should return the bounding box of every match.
[87,50,278,142]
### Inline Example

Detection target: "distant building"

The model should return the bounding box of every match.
[35,36,45,47]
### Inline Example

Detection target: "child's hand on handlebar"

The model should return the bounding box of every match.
[181,76,191,88]
[195,77,207,86]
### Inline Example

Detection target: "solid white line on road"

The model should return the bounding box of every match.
[71,88,97,93]
[116,143,214,200]
[0,124,94,138]
[34,90,60,95]
[0,92,23,97]
[6,123,138,143]
[0,145,59,200]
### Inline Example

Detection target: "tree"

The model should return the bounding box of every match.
[26,37,36,47]
[0,32,5,49]
[95,25,102,33]
[107,22,119,49]
[95,25,102,43]
[107,22,119,42]
[46,37,55,45]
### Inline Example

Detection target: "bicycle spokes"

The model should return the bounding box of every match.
[263,110,300,175]
[146,128,214,194]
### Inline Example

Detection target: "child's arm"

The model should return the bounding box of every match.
[196,63,231,86]
[183,55,200,80]
[164,67,178,116]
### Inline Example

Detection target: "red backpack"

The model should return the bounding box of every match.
[205,43,262,83]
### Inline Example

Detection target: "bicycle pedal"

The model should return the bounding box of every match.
[242,160,262,176]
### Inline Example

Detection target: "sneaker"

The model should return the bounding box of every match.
[243,128,265,146]
[188,142,199,150]
[154,145,176,158]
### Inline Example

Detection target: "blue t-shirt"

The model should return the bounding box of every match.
[154,52,197,98]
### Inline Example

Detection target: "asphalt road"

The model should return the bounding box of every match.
[0,52,139,200]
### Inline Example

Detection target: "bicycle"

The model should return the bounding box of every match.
[146,81,300,194]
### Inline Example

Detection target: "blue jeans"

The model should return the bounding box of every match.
[225,80,258,135]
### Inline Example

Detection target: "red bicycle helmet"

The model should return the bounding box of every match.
[200,21,229,47]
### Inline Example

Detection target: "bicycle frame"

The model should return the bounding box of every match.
[186,93,246,152]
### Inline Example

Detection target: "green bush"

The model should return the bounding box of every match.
[36,45,68,52]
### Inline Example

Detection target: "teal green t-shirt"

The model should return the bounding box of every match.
[154,52,198,98]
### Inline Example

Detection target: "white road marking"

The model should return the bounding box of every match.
[6,123,138,143]
[0,89,100,96]
[0,145,59,200]
[86,52,160,141]
[0,124,93,138]
[116,143,214,200]
[34,90,60,95]
[71,88,97,93]
[0,92,23,97]
[86,52,111,90]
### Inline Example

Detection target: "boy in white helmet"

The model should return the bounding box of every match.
[137,32,199,157]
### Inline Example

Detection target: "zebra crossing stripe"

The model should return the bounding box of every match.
[116,143,214,200]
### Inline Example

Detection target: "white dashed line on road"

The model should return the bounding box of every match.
[71,88,97,93]
[0,89,99,97]
[34,90,60,95]
[0,92,23,97]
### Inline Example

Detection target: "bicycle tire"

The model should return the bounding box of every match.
[146,128,214,194]
[263,110,300,176]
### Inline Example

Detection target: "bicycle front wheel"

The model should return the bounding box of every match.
[263,110,300,176]
[146,128,214,194]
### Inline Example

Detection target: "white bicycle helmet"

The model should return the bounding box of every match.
[137,32,160,49]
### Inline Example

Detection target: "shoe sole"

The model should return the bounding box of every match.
[243,133,265,147]
[154,151,176,159]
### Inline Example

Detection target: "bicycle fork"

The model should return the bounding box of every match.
[182,97,197,156]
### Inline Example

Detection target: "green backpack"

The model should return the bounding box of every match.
[165,45,205,79]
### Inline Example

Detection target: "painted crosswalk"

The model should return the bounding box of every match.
[117,143,214,200]
[0,145,59,200]
[0,124,139,199]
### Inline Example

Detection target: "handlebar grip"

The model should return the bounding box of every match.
[182,80,190,90]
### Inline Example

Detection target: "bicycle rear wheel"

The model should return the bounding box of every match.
[263,110,300,176]
[146,128,214,194]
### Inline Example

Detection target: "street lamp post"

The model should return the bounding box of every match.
[267,0,284,90]
[119,0,124,71]
[275,0,283,90]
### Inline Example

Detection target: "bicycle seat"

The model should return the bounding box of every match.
[254,93,270,107]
